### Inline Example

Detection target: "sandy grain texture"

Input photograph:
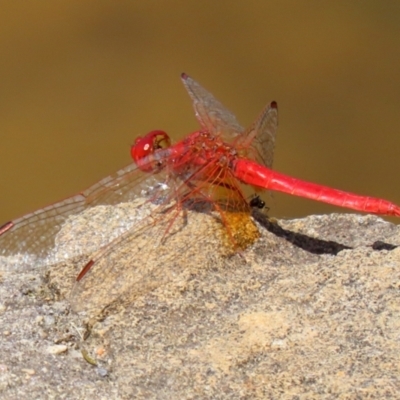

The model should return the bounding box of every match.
[1,204,400,399]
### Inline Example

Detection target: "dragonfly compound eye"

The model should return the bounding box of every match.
[131,130,171,172]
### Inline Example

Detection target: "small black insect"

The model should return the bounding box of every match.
[249,195,266,209]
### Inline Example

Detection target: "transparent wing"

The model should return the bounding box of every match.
[181,73,245,141]
[181,74,278,168]
[67,199,234,318]
[68,157,258,317]
[0,162,169,258]
[235,101,278,168]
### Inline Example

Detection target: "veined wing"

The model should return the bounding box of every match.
[68,197,237,317]
[181,73,244,142]
[0,162,169,259]
[69,150,259,317]
[234,101,278,169]
[181,74,278,168]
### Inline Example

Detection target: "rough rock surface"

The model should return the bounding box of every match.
[1,204,400,399]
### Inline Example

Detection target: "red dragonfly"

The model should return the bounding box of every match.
[1,74,399,312]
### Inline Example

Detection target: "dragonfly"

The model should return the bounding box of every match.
[1,73,399,314]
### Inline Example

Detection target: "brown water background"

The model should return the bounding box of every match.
[1,1,400,224]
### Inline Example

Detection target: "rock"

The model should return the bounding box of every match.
[46,345,68,355]
[1,205,400,398]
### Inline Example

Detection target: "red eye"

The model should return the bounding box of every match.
[131,130,170,162]
[131,130,171,172]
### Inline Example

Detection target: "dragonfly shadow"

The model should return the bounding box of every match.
[371,241,398,251]
[252,210,352,256]
[252,210,399,255]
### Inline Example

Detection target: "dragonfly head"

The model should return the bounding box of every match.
[131,130,171,172]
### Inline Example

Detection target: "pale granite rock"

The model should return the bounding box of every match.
[1,204,400,399]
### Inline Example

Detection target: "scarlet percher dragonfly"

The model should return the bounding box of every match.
[1,73,399,306]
